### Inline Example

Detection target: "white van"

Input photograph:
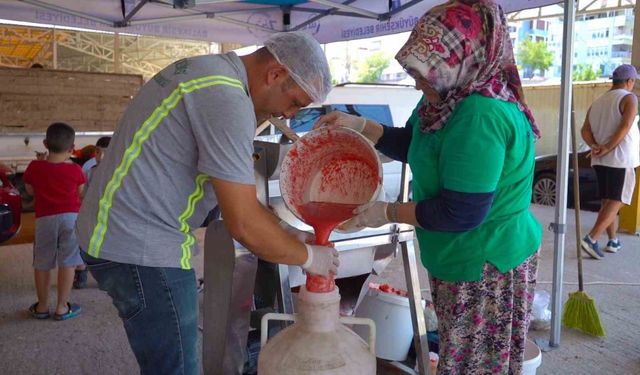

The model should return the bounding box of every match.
[264,83,421,202]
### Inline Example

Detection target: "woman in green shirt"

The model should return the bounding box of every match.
[316,1,542,374]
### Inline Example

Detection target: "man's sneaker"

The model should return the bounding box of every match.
[605,239,622,253]
[581,235,604,259]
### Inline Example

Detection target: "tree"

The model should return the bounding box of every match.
[356,52,390,83]
[517,39,554,77]
[573,64,602,81]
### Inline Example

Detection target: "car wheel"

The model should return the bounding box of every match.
[532,172,556,206]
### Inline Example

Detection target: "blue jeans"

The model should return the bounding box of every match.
[81,252,199,375]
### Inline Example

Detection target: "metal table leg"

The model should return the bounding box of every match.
[397,162,432,375]
[401,239,432,375]
[203,221,258,375]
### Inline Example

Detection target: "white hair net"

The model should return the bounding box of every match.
[264,31,332,103]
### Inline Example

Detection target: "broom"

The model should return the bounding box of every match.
[561,99,606,337]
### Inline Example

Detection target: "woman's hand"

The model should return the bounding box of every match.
[314,111,366,132]
[314,110,385,144]
[339,201,390,231]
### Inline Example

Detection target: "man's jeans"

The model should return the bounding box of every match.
[81,252,199,375]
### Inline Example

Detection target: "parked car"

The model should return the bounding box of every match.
[532,150,600,211]
[0,172,22,243]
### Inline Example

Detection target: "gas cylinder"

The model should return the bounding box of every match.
[258,286,377,374]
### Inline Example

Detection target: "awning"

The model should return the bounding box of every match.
[0,0,562,44]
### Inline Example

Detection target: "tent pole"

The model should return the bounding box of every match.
[632,5,640,77]
[51,29,57,70]
[547,0,576,349]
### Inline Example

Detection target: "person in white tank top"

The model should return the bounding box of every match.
[580,64,640,259]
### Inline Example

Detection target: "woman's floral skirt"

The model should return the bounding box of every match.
[431,252,538,375]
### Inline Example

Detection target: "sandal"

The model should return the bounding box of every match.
[28,302,50,319]
[53,302,82,321]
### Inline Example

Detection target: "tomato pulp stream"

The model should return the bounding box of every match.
[298,202,359,292]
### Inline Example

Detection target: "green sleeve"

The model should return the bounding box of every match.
[440,114,507,193]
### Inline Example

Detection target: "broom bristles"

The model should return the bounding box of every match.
[562,291,606,337]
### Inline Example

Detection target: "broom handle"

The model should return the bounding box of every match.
[570,97,585,292]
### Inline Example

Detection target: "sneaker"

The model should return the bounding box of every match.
[581,235,604,259]
[605,239,622,253]
[73,269,88,289]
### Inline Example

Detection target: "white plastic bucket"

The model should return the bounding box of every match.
[353,289,419,361]
[279,127,382,224]
[523,339,542,375]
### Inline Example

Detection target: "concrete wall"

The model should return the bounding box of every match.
[0,67,142,134]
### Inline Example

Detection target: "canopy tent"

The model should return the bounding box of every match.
[1,0,561,44]
[0,0,622,353]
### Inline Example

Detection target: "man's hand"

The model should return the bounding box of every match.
[591,143,612,157]
[35,151,48,160]
[302,244,340,276]
[339,201,390,231]
[314,110,366,133]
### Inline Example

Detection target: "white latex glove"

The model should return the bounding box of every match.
[280,221,315,244]
[302,244,340,277]
[314,110,366,133]
[339,201,389,231]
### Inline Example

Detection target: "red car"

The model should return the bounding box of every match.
[0,172,22,243]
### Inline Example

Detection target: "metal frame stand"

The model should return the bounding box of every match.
[398,162,432,375]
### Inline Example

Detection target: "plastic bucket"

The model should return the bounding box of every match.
[352,289,418,361]
[523,339,542,375]
[279,127,382,225]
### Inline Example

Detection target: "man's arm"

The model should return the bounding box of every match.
[598,94,639,155]
[211,177,308,265]
[581,108,598,148]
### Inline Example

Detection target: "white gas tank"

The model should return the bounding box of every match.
[258,286,377,374]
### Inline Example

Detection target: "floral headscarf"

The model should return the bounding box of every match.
[395,0,540,138]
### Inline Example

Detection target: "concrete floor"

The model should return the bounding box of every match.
[0,204,639,374]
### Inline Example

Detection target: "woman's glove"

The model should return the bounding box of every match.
[339,201,390,231]
[314,110,367,133]
[302,244,340,276]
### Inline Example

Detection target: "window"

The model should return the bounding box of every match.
[286,104,394,134]
[288,107,326,133]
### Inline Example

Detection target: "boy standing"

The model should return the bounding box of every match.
[83,136,111,187]
[24,122,86,320]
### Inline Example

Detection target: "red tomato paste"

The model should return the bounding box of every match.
[298,201,359,292]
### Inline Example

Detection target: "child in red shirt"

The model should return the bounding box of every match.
[23,122,86,320]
